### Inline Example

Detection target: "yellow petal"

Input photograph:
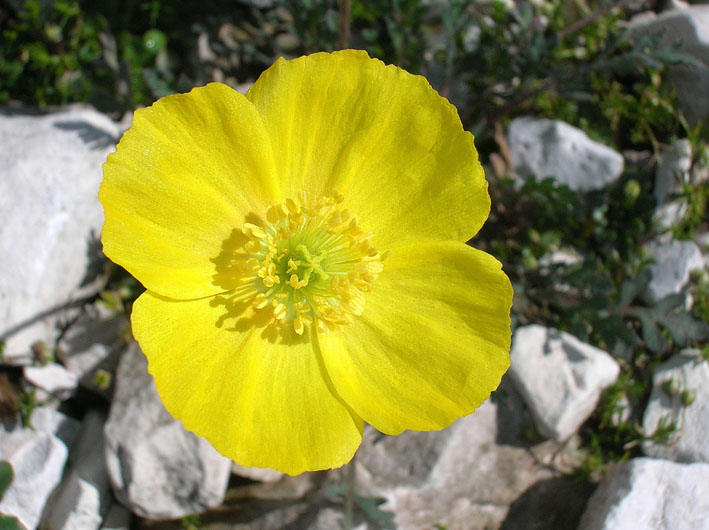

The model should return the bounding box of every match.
[131,290,363,475]
[100,83,279,299]
[246,51,489,249]
[317,241,512,435]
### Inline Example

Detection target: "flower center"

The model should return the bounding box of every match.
[240,191,385,335]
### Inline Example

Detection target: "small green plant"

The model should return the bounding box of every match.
[661,377,680,397]
[0,461,25,529]
[647,414,678,445]
[680,389,697,407]
[18,389,38,429]
[323,478,395,529]
[180,514,204,530]
[92,369,112,391]
[30,340,53,365]
[690,268,709,324]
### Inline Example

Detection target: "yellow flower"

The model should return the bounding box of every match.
[99,50,513,475]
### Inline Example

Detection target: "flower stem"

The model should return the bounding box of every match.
[338,0,351,50]
[344,453,356,529]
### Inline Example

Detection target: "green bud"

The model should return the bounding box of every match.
[680,389,696,406]
[527,229,541,245]
[624,179,641,204]
[92,369,112,391]
[661,378,680,397]
[143,29,167,54]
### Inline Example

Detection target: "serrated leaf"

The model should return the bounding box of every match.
[619,268,652,307]
[653,48,705,68]
[660,313,709,346]
[354,494,396,529]
[595,315,637,357]
[322,481,346,499]
[652,292,686,314]
[630,308,666,353]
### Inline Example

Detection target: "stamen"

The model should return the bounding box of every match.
[237,191,384,335]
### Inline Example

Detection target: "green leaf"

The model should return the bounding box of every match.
[354,494,395,529]
[0,514,24,530]
[595,315,637,357]
[630,308,666,353]
[0,462,13,500]
[652,292,686,314]
[660,313,709,346]
[619,268,651,307]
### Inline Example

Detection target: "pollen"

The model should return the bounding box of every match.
[239,191,384,335]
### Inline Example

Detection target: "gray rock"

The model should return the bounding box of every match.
[691,155,709,187]
[642,354,709,463]
[0,106,120,361]
[695,232,709,271]
[104,342,231,519]
[509,325,620,442]
[231,463,284,483]
[646,239,704,302]
[23,363,78,400]
[538,248,584,269]
[59,304,128,376]
[653,199,688,231]
[355,380,593,530]
[0,429,68,530]
[28,406,81,449]
[41,410,112,530]
[99,503,131,530]
[206,502,311,530]
[695,231,709,252]
[655,139,691,204]
[308,508,345,530]
[628,6,709,127]
[578,457,709,530]
[508,117,624,191]
[57,303,128,398]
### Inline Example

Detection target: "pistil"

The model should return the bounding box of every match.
[239,191,384,335]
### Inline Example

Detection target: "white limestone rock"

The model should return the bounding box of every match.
[508,117,624,191]
[23,363,78,400]
[646,239,704,302]
[538,248,584,269]
[0,106,120,361]
[57,303,128,398]
[41,410,112,530]
[628,6,709,127]
[696,231,709,252]
[58,304,128,376]
[509,325,620,442]
[655,139,691,204]
[642,354,709,463]
[694,232,709,272]
[0,429,68,530]
[653,199,688,231]
[29,406,81,449]
[104,342,231,519]
[354,380,593,530]
[578,458,709,530]
[232,463,284,483]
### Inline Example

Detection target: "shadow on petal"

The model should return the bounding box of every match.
[207,224,311,347]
